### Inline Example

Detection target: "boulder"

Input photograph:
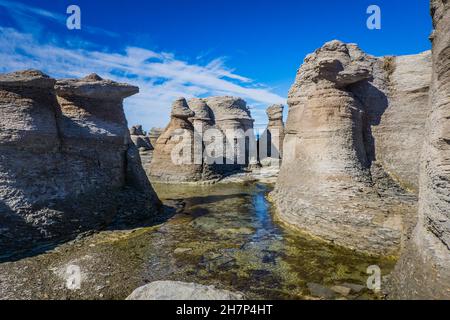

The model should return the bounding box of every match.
[0,71,161,253]
[126,281,244,300]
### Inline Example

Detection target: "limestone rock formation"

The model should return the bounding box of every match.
[129,125,154,177]
[149,98,205,182]
[127,281,245,300]
[259,104,285,167]
[0,71,161,253]
[149,96,257,183]
[148,127,164,146]
[390,0,450,299]
[272,40,427,254]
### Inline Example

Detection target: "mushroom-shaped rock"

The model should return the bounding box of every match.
[266,104,284,121]
[188,98,213,122]
[171,97,195,119]
[55,74,139,100]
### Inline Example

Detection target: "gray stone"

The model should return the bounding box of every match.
[307,283,336,299]
[0,70,161,252]
[126,281,245,300]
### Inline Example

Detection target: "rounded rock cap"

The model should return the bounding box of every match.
[188,98,213,121]
[55,73,139,100]
[267,104,284,120]
[171,97,195,119]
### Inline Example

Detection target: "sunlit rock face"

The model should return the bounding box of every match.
[272,40,430,255]
[148,127,164,146]
[149,96,257,183]
[0,71,161,252]
[258,104,285,167]
[390,0,450,299]
[149,98,205,182]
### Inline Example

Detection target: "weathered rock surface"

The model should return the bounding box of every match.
[149,96,257,183]
[126,281,244,300]
[129,125,154,178]
[148,127,164,146]
[259,104,285,167]
[149,98,205,182]
[0,71,161,253]
[389,0,450,299]
[272,40,426,254]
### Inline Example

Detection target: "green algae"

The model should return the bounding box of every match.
[0,181,397,300]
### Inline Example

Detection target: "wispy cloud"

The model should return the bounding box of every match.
[0,3,286,130]
[0,0,118,37]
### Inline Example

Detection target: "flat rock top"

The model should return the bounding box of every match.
[126,281,245,300]
[204,96,252,121]
[0,70,56,88]
[55,74,139,100]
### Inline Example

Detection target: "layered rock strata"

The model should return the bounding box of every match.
[390,0,450,299]
[272,41,428,254]
[259,104,285,167]
[0,71,160,253]
[130,125,154,177]
[149,98,205,182]
[149,96,256,183]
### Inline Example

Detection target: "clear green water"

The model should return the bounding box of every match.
[138,182,396,299]
[0,182,396,300]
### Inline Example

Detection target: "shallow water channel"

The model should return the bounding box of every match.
[0,182,396,300]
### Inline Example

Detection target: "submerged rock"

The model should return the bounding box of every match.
[126,281,245,300]
[0,71,161,253]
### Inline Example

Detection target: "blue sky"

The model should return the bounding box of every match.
[0,0,432,130]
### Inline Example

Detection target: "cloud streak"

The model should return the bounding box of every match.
[0,2,286,130]
[0,0,118,37]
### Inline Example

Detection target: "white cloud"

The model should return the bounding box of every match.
[0,0,118,37]
[0,4,286,130]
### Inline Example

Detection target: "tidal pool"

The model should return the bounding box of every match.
[0,182,396,300]
[143,182,395,299]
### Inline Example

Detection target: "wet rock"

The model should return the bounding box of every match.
[331,285,352,296]
[341,282,366,294]
[126,281,245,300]
[174,248,193,254]
[307,283,336,299]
